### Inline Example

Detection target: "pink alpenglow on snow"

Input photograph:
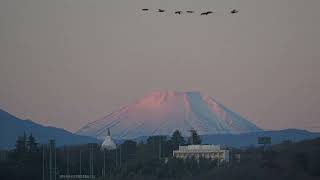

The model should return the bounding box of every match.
[77,91,261,139]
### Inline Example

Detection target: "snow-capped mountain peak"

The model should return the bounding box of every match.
[77,91,261,139]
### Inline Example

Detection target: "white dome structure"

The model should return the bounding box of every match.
[101,129,116,150]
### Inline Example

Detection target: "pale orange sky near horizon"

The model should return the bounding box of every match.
[0,0,320,132]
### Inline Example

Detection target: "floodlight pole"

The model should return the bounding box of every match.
[119,145,122,167]
[54,148,56,180]
[159,138,162,159]
[67,147,70,176]
[42,145,45,180]
[49,142,52,180]
[79,150,82,176]
[104,150,107,179]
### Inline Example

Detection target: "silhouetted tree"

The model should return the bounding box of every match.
[146,136,167,159]
[188,129,201,145]
[170,130,185,150]
[15,132,27,153]
[27,134,38,153]
[121,140,137,162]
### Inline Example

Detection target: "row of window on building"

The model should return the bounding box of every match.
[173,144,240,163]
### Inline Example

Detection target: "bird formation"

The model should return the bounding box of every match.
[141,9,239,15]
[200,11,213,15]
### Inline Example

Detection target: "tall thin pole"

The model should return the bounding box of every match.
[153,138,155,158]
[89,144,94,180]
[67,147,69,175]
[42,145,45,180]
[49,143,52,180]
[79,150,82,175]
[103,150,106,178]
[104,150,106,177]
[92,146,94,179]
[159,138,162,159]
[54,147,56,180]
[105,151,107,179]
[115,147,118,167]
[91,147,92,179]
[119,145,122,167]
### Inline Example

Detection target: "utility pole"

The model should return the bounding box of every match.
[158,137,162,159]
[119,145,122,167]
[90,145,92,179]
[66,146,69,176]
[103,150,106,179]
[49,141,52,180]
[115,147,118,167]
[153,138,155,158]
[49,140,56,180]
[88,143,95,180]
[79,150,82,176]
[54,147,56,180]
[42,145,45,180]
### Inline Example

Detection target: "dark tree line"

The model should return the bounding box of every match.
[0,130,202,180]
[1,131,320,180]
[0,133,41,180]
[14,132,39,154]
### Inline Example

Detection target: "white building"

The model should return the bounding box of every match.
[101,129,117,150]
[173,145,230,162]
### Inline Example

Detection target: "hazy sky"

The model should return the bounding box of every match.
[1,0,319,132]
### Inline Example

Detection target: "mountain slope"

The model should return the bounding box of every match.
[77,91,261,139]
[0,109,100,149]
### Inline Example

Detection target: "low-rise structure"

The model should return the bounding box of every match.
[173,145,229,162]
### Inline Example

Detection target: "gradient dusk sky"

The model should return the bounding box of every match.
[0,0,319,132]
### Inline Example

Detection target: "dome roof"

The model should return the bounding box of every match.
[101,136,116,150]
[101,129,116,150]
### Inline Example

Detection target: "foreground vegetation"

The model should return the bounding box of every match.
[0,131,320,180]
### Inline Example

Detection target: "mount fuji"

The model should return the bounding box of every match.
[77,91,261,139]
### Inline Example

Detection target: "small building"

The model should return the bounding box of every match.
[173,145,230,162]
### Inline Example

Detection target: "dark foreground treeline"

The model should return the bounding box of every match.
[0,131,320,180]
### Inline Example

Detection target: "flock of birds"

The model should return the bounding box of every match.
[141,8,239,15]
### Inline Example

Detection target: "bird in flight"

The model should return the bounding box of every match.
[142,9,149,11]
[231,9,239,14]
[158,9,165,12]
[186,11,194,13]
[201,11,213,15]
[175,11,182,14]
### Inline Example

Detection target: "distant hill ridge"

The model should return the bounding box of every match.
[0,109,100,149]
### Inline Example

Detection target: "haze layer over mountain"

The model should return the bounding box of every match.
[77,91,261,139]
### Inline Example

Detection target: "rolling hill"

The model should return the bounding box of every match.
[0,109,100,149]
